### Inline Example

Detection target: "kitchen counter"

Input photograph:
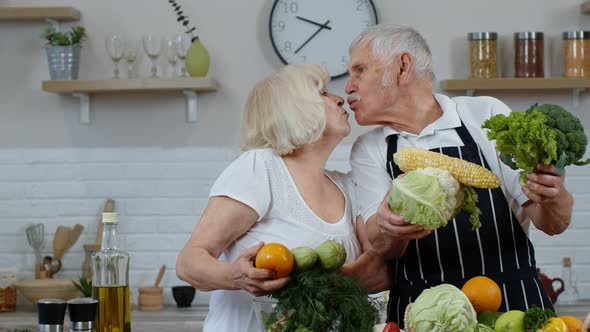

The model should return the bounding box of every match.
[0,305,208,332]
[1,302,588,331]
[555,300,590,320]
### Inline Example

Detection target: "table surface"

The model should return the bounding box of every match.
[1,301,588,331]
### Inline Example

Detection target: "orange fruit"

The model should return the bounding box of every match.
[560,315,583,332]
[461,276,502,314]
[254,243,294,278]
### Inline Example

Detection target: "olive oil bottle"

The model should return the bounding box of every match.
[92,212,131,332]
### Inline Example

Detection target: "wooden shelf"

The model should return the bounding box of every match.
[0,7,80,21]
[42,78,218,94]
[440,77,590,107]
[42,78,219,124]
[441,77,590,91]
[582,1,590,14]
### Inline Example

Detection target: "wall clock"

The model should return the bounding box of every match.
[269,0,378,79]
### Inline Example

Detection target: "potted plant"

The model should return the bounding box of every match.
[168,0,210,77]
[43,26,87,80]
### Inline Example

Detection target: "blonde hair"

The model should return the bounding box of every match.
[241,64,329,155]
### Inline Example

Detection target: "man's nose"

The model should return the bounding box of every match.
[345,79,355,95]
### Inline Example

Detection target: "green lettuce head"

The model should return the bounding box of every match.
[406,284,478,332]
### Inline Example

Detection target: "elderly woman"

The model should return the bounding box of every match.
[176,64,384,332]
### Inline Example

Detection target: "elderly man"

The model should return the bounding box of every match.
[345,24,573,327]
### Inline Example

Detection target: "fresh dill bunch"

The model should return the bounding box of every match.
[269,266,380,332]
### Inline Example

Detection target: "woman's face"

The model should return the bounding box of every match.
[321,89,350,138]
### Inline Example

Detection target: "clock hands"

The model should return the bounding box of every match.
[295,16,332,30]
[294,20,331,54]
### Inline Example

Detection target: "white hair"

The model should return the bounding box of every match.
[350,24,432,84]
[241,64,329,156]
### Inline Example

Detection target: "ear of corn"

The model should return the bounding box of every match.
[393,147,501,189]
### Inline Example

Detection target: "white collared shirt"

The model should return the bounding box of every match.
[350,93,530,229]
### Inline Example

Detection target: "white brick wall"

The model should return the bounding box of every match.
[0,145,588,307]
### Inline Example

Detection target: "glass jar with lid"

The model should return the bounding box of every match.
[468,32,498,79]
[514,32,544,78]
[563,31,590,78]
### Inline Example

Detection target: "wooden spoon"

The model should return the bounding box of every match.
[154,265,166,288]
[53,226,70,260]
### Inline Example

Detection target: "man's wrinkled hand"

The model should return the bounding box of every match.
[376,195,432,240]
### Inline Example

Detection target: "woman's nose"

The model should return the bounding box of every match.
[333,95,344,106]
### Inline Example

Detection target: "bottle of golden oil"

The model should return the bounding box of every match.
[92,212,131,332]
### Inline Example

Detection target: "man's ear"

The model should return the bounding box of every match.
[398,52,413,84]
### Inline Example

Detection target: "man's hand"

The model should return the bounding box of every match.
[229,242,290,296]
[522,163,565,203]
[376,194,432,240]
[522,163,573,235]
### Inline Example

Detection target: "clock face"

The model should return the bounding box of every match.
[269,0,378,79]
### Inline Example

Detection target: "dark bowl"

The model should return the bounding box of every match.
[171,286,196,308]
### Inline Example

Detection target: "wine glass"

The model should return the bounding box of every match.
[105,35,124,79]
[166,38,179,77]
[174,34,192,77]
[123,38,139,79]
[142,35,163,78]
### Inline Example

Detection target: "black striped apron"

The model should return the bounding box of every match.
[385,121,553,328]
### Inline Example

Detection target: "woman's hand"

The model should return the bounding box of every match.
[230,242,291,296]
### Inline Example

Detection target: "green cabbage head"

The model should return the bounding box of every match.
[389,168,481,230]
[406,284,478,332]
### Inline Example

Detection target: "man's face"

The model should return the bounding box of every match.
[345,46,395,126]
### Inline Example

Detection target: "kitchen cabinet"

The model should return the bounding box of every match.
[42,78,219,124]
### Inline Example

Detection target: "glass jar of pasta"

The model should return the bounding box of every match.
[563,31,590,78]
[468,32,498,79]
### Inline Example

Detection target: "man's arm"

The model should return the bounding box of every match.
[522,163,573,235]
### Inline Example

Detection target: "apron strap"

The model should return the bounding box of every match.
[385,121,471,180]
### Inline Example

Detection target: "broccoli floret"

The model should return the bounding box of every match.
[526,103,590,170]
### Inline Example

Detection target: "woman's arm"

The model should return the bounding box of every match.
[340,216,392,294]
[176,196,290,295]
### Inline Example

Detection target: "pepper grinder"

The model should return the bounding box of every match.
[36,299,67,332]
[67,298,98,332]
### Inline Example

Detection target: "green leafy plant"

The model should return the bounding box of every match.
[168,0,198,41]
[43,26,86,46]
[266,266,380,332]
[482,103,589,184]
[72,276,92,297]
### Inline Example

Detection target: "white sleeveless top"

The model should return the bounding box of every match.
[203,148,361,332]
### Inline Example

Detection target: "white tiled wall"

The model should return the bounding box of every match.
[0,145,588,307]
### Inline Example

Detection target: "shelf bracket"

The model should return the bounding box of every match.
[572,88,585,108]
[45,18,60,31]
[72,93,90,124]
[183,90,198,122]
[465,89,475,97]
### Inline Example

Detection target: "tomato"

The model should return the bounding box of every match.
[255,243,294,278]
[382,322,400,332]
